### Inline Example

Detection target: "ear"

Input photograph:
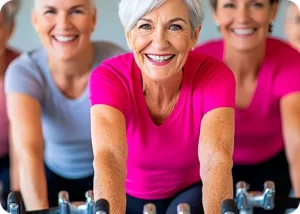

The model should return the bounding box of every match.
[91,8,97,32]
[269,1,279,22]
[211,5,219,24]
[191,25,201,48]
[31,9,39,32]
[124,28,132,50]
[7,21,15,39]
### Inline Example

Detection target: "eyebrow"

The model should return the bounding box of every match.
[139,17,187,24]
[43,4,85,10]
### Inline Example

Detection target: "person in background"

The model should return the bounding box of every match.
[285,1,300,51]
[89,0,236,213]
[195,0,300,213]
[0,0,20,199]
[5,0,125,210]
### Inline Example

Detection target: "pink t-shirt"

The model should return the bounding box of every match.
[0,48,19,157]
[89,51,236,199]
[195,37,300,165]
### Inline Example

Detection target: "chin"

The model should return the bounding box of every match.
[55,53,77,61]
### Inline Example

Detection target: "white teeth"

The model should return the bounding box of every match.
[54,36,77,42]
[233,28,254,35]
[147,54,173,62]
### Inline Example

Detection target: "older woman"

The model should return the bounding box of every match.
[5,0,125,210]
[285,1,300,52]
[195,0,300,213]
[0,0,19,196]
[89,0,236,213]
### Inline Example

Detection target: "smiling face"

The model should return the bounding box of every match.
[125,0,200,82]
[213,0,277,52]
[285,3,300,51]
[32,0,96,61]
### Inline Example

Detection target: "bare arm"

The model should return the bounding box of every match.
[7,93,48,210]
[8,127,19,191]
[280,92,300,197]
[199,107,234,214]
[91,105,127,214]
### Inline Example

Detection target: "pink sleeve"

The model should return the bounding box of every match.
[274,56,300,98]
[203,64,236,115]
[88,64,126,113]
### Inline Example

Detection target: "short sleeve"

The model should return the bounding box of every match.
[88,63,127,113]
[273,57,300,98]
[203,63,236,115]
[4,56,44,102]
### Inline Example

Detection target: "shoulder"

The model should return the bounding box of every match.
[92,41,127,61]
[6,48,47,81]
[187,51,233,82]
[266,37,300,74]
[194,39,224,60]
[90,52,134,83]
[8,47,46,69]
[266,37,300,62]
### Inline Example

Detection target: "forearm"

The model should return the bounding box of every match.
[19,156,48,210]
[94,155,126,214]
[10,158,19,191]
[9,137,19,190]
[289,158,300,197]
[201,162,233,214]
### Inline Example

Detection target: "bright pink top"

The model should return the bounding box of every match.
[195,37,300,165]
[0,48,19,157]
[89,51,236,199]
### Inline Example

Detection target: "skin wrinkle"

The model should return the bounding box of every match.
[199,108,234,214]
[91,106,127,214]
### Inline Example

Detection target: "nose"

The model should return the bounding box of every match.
[235,6,251,24]
[56,13,72,29]
[151,26,169,50]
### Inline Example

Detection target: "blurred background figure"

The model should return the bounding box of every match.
[0,0,20,201]
[195,0,300,213]
[285,1,300,51]
[4,0,125,210]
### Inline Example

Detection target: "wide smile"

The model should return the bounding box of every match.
[145,54,175,66]
[52,35,79,43]
[231,28,257,37]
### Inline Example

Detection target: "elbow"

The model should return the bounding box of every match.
[93,150,127,177]
[200,155,233,181]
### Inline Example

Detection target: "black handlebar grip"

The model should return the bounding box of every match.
[7,191,24,214]
[221,199,238,214]
[94,199,110,214]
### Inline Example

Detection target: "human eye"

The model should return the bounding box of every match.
[169,24,182,31]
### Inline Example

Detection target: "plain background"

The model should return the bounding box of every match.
[8,0,290,52]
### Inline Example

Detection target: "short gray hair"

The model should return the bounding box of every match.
[34,0,96,12]
[1,0,20,25]
[118,0,204,32]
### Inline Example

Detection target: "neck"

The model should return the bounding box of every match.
[48,43,94,79]
[224,42,265,81]
[142,71,182,105]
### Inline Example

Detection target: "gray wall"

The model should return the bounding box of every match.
[8,0,289,52]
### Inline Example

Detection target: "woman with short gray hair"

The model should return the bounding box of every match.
[5,0,125,210]
[90,0,235,213]
[0,0,20,199]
